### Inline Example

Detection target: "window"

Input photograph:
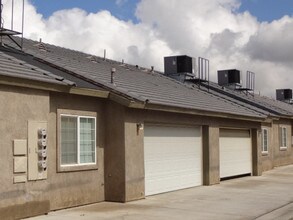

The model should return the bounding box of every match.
[61,115,96,166]
[262,128,268,153]
[280,127,287,148]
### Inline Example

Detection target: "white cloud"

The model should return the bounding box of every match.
[115,0,128,6]
[244,16,293,65]
[1,0,293,97]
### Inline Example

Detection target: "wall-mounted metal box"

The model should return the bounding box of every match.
[28,121,48,180]
[13,139,27,156]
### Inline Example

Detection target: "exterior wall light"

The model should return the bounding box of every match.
[137,123,144,135]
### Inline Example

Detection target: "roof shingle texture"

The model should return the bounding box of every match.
[204,82,293,117]
[0,50,74,86]
[3,37,266,119]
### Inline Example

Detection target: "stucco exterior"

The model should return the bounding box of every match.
[260,119,293,172]
[261,123,274,172]
[1,36,293,220]
[0,83,292,219]
[0,86,105,219]
[0,85,50,219]
[104,106,264,202]
[272,119,293,167]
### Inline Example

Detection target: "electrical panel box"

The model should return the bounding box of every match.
[13,139,27,156]
[218,69,241,86]
[13,157,27,173]
[14,175,27,184]
[276,89,292,101]
[164,55,195,75]
[28,121,48,180]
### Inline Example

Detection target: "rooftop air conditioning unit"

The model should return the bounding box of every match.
[276,89,292,101]
[164,55,195,75]
[218,69,241,86]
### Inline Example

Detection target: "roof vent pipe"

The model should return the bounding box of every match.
[104,49,106,60]
[111,67,116,85]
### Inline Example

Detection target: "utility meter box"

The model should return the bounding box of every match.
[28,121,48,180]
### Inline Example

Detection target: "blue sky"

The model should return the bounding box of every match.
[7,0,291,96]
[30,0,140,21]
[30,0,293,23]
[239,0,293,22]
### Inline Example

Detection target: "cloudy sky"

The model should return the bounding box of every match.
[2,0,293,97]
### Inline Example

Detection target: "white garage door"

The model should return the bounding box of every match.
[144,125,202,196]
[220,129,252,179]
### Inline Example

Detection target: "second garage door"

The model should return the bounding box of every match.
[144,125,202,196]
[220,129,252,179]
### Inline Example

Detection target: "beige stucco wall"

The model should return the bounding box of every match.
[252,128,263,176]
[104,102,126,202]
[260,123,274,172]
[260,119,293,172]
[0,85,105,219]
[48,92,105,209]
[272,119,293,167]
[2,84,292,218]
[0,85,50,219]
[203,125,220,185]
[107,106,263,202]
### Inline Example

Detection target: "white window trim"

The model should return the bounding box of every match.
[60,114,97,167]
[262,128,269,153]
[280,126,288,149]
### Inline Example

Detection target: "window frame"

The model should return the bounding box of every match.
[280,126,288,150]
[57,109,98,172]
[261,128,269,154]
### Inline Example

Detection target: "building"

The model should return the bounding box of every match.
[0,37,292,219]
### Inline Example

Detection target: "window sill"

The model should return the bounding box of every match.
[261,152,269,156]
[58,163,98,172]
[280,147,288,151]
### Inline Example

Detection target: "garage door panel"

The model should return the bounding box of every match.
[145,125,201,137]
[220,129,250,138]
[145,160,202,177]
[220,129,252,179]
[144,125,202,196]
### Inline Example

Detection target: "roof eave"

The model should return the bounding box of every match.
[0,75,109,98]
[69,87,109,98]
[0,74,69,92]
[108,93,268,122]
[144,102,267,122]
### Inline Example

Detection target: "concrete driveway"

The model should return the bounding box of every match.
[29,165,293,220]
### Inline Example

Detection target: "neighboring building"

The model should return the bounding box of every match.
[0,37,292,219]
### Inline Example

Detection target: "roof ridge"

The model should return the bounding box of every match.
[24,37,164,75]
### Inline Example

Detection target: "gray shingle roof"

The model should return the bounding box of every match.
[0,48,75,86]
[202,81,293,117]
[2,37,267,119]
[251,94,293,116]
[0,47,102,90]
[196,84,274,117]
